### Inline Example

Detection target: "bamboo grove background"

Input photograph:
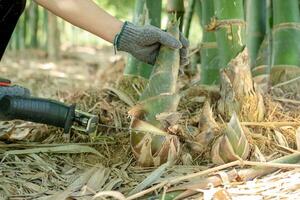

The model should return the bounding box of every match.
[7,0,136,59]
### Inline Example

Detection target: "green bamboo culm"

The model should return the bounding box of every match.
[123,0,162,79]
[183,0,196,38]
[167,0,185,31]
[252,0,272,90]
[199,0,220,84]
[213,0,246,67]
[130,17,181,167]
[246,0,266,68]
[271,0,300,92]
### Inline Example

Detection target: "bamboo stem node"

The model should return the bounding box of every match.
[207,18,246,32]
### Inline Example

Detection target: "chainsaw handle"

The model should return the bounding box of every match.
[0,96,75,133]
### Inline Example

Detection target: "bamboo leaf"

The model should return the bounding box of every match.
[4,144,103,157]
[129,162,170,195]
[105,86,135,106]
[86,165,111,192]
[274,130,289,148]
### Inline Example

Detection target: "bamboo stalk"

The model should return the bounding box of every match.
[213,0,245,67]
[199,0,220,84]
[252,0,272,90]
[246,0,266,68]
[183,0,196,38]
[271,0,300,92]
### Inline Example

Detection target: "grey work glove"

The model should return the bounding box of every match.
[115,22,189,66]
[0,85,30,99]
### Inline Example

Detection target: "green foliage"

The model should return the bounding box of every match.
[95,0,135,19]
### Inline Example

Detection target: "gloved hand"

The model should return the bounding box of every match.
[115,22,189,66]
[0,78,30,99]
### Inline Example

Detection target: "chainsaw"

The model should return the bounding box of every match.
[0,78,98,133]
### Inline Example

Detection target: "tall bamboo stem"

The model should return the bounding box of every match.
[183,0,196,38]
[271,0,300,92]
[199,0,220,84]
[213,0,245,67]
[246,0,266,68]
[252,0,272,90]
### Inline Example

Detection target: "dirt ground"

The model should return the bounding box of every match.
[0,47,300,200]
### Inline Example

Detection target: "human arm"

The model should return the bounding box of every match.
[34,0,189,65]
[34,0,123,43]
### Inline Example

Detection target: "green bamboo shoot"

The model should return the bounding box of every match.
[167,0,185,31]
[129,18,181,167]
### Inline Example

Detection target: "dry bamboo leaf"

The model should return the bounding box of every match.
[4,144,103,157]
[274,130,289,148]
[253,145,266,162]
[23,181,45,193]
[92,191,126,200]
[129,162,170,195]
[86,165,111,192]
[105,86,135,106]
[213,189,232,200]
[103,178,123,191]
[181,153,193,165]
[68,166,99,191]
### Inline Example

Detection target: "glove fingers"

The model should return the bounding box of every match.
[180,48,188,59]
[180,33,190,48]
[157,30,182,49]
[180,58,190,66]
[134,43,160,65]
[180,45,189,66]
